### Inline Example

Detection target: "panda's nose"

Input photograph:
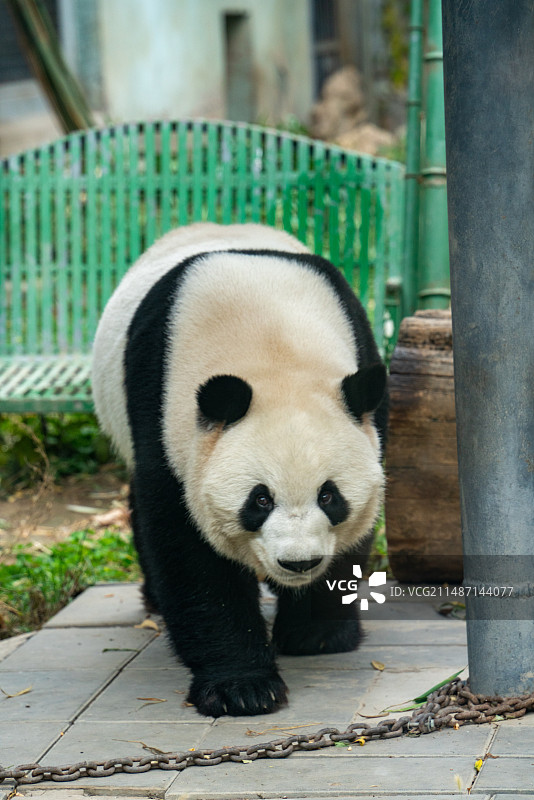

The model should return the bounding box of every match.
[278,557,323,573]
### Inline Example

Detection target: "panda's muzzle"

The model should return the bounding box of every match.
[277,557,323,574]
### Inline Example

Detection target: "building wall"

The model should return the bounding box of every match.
[97,0,313,124]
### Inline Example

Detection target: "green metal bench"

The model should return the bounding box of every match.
[0,119,405,413]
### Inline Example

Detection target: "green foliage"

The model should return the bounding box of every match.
[0,529,140,639]
[368,511,391,576]
[0,414,114,497]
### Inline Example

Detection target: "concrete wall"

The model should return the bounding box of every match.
[97,0,313,124]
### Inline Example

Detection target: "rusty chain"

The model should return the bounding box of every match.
[2,678,534,787]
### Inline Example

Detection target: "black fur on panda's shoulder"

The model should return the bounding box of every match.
[124,255,195,447]
[227,249,389,451]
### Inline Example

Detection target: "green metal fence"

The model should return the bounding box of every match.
[0,119,405,412]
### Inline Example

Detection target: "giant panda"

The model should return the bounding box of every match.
[92,222,387,718]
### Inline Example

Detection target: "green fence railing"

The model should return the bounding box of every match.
[0,119,405,413]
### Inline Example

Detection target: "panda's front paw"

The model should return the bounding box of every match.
[273,617,363,655]
[188,668,288,717]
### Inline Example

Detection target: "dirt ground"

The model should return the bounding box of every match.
[0,465,131,549]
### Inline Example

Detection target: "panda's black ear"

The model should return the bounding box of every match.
[197,375,252,427]
[341,363,387,422]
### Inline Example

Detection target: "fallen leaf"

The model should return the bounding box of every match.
[1,686,32,698]
[113,738,172,755]
[412,667,467,703]
[358,711,389,719]
[242,759,252,764]
[135,696,167,711]
[382,666,468,713]
[137,696,167,702]
[371,660,385,671]
[474,759,483,772]
[134,618,161,632]
[355,737,367,746]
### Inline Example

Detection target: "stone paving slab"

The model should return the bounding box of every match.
[279,644,468,672]
[491,796,534,799]
[80,666,212,723]
[472,757,534,793]
[0,721,66,767]
[0,583,532,798]
[43,583,147,628]
[0,669,115,722]
[0,626,155,672]
[363,618,467,646]
[165,754,478,798]
[33,720,211,794]
[0,631,32,660]
[17,794,145,800]
[492,721,534,749]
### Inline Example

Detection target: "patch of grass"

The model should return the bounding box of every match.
[0,528,140,639]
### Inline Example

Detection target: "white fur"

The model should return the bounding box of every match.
[92,223,384,587]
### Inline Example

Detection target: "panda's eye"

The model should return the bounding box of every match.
[255,492,273,510]
[318,489,333,507]
[240,484,274,532]
[317,481,350,526]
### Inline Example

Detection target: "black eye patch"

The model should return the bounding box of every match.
[239,483,274,532]
[317,480,349,526]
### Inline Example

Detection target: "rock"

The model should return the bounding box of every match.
[309,66,398,156]
[310,65,367,141]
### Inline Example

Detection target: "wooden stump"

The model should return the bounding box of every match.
[385,309,463,583]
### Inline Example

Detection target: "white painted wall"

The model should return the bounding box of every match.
[97,0,313,124]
